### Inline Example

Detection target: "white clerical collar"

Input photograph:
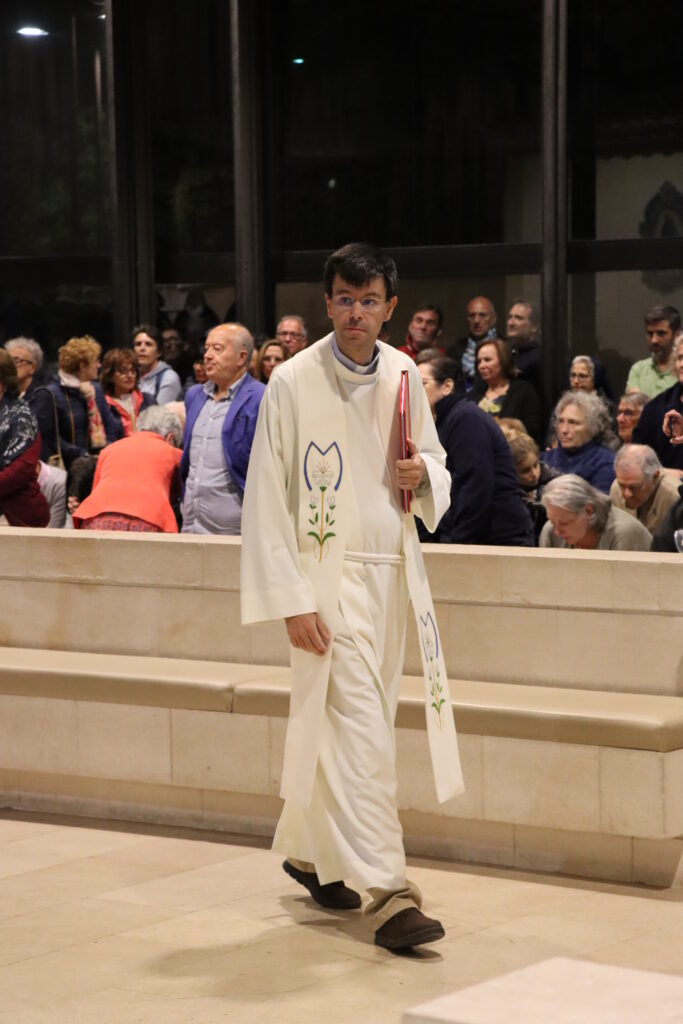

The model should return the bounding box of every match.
[332,332,380,375]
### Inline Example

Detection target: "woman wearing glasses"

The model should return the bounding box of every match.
[100,348,153,437]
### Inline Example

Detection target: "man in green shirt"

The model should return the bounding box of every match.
[626,304,679,397]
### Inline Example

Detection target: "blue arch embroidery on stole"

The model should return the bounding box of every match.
[303,441,343,562]
[420,612,446,727]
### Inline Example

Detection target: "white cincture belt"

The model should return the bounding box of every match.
[344,550,405,566]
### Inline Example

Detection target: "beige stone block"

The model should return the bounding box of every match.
[513,823,633,882]
[0,581,71,650]
[483,736,600,832]
[77,702,172,785]
[401,811,515,867]
[245,618,290,666]
[501,551,611,610]
[611,559,661,612]
[63,583,161,658]
[556,610,677,695]
[200,536,241,591]
[423,547,503,604]
[664,747,683,836]
[200,789,281,834]
[632,836,683,886]
[157,589,248,663]
[657,557,683,615]
[447,605,559,685]
[171,709,270,792]
[599,748,665,838]
[397,729,482,819]
[0,695,78,774]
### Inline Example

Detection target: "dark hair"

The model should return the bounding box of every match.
[421,355,464,389]
[0,349,20,398]
[66,455,98,503]
[100,348,139,396]
[323,242,398,301]
[412,303,443,330]
[644,305,681,333]
[130,323,162,351]
[476,337,518,380]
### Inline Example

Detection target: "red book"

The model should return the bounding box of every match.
[399,370,411,513]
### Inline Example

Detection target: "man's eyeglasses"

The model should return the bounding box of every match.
[276,330,303,340]
[11,357,34,367]
[331,296,383,312]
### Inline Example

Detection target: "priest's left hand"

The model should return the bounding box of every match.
[396,437,426,490]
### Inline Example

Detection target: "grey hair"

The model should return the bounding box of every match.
[570,355,594,380]
[614,444,662,481]
[619,390,649,411]
[138,405,183,447]
[553,389,605,439]
[277,314,308,339]
[541,473,611,532]
[5,336,44,372]
[675,333,683,356]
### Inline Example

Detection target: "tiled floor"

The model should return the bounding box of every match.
[0,811,681,1023]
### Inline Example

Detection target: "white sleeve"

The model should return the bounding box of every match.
[240,375,316,624]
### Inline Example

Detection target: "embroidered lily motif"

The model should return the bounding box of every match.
[420,613,446,728]
[307,458,337,562]
[303,441,342,562]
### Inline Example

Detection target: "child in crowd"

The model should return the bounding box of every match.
[508,433,560,542]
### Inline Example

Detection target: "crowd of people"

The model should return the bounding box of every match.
[1,292,682,552]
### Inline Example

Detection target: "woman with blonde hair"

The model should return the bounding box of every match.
[47,336,121,467]
[255,339,288,383]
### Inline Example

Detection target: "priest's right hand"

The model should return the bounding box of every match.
[285,613,330,656]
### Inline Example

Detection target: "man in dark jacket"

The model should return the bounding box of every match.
[632,334,683,472]
[181,323,265,534]
[417,355,533,545]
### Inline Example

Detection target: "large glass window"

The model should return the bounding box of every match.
[569,270,683,395]
[275,274,541,351]
[267,0,541,252]
[0,0,109,258]
[568,1,683,242]
[145,0,234,259]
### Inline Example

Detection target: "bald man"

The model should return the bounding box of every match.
[180,323,265,534]
[447,295,497,386]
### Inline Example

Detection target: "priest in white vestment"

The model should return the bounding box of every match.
[241,243,463,951]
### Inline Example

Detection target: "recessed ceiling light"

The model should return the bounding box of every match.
[18,26,48,37]
[292,58,304,65]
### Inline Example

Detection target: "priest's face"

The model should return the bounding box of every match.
[325,274,397,363]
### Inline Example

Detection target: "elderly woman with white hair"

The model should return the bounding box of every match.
[72,405,183,533]
[4,337,56,460]
[539,474,651,550]
[542,390,616,492]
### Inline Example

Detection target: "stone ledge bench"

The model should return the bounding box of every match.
[0,646,681,887]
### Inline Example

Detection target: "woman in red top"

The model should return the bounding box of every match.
[73,406,183,533]
[101,348,151,437]
[0,350,50,527]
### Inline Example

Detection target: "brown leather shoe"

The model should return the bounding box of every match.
[282,860,361,910]
[374,907,445,950]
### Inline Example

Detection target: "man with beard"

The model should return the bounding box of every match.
[626,305,679,397]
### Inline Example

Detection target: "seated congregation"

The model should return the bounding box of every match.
[1,297,682,553]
